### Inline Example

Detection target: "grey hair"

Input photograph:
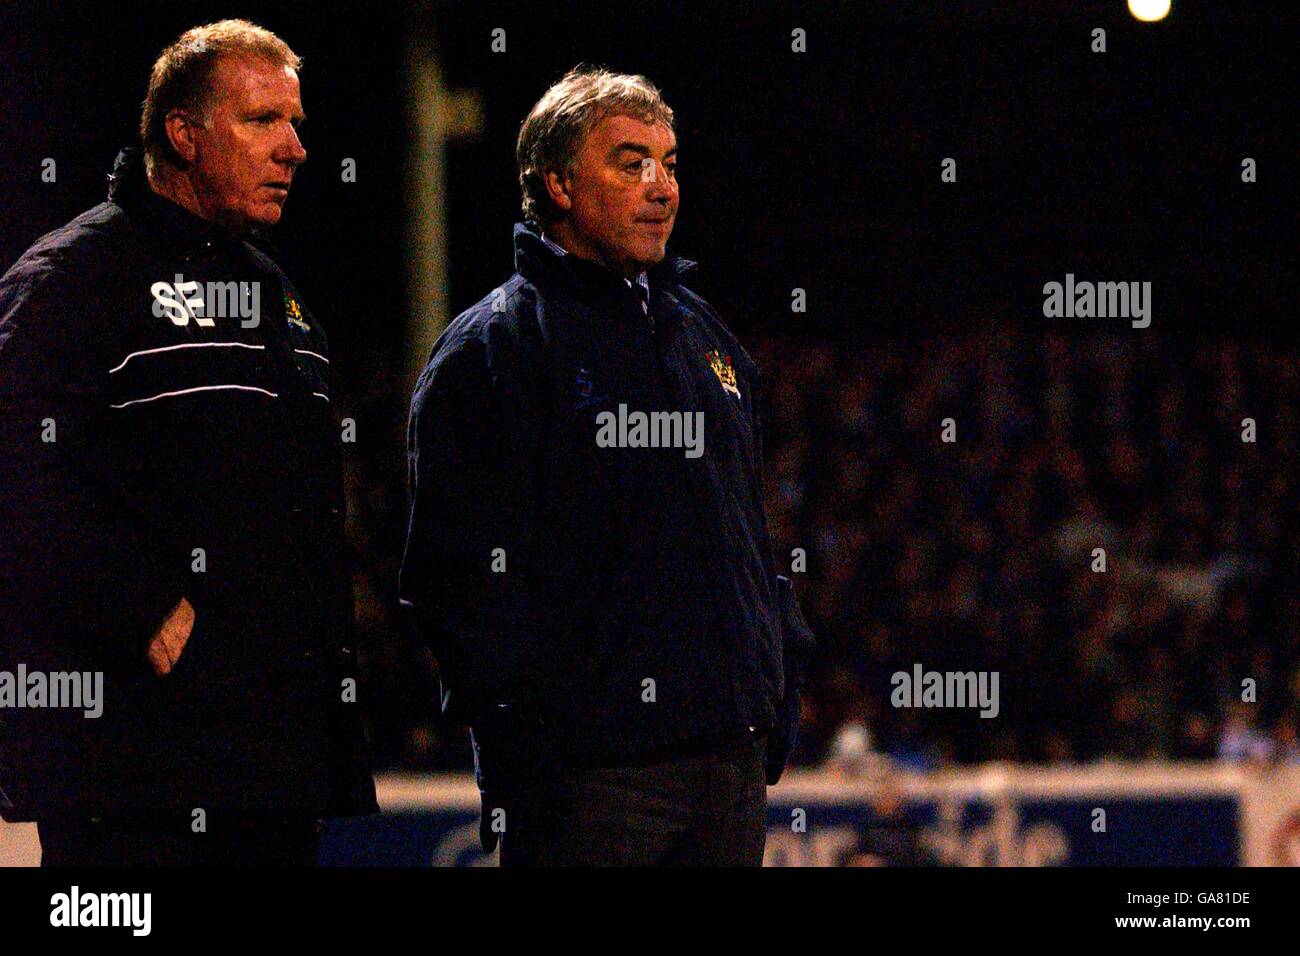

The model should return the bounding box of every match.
[516,66,674,225]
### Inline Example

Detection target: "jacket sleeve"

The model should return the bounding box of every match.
[398,328,548,725]
[748,363,816,662]
[747,361,816,783]
[0,253,189,666]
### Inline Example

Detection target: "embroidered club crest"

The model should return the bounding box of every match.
[284,290,310,332]
[705,349,741,399]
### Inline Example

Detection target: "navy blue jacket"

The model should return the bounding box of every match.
[0,149,376,819]
[400,222,814,768]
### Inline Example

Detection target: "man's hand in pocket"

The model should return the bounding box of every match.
[147,597,195,676]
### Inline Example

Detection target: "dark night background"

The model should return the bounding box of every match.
[1,1,1295,772]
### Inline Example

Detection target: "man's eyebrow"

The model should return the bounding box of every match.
[610,142,651,158]
[245,107,307,122]
[609,143,678,159]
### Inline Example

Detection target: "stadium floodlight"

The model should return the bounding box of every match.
[1128,0,1172,22]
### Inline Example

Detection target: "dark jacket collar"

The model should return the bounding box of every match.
[106,147,257,257]
[512,220,697,301]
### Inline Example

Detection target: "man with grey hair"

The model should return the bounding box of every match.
[0,19,376,865]
[401,67,814,865]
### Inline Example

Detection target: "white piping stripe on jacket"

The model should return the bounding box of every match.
[109,384,279,409]
[294,348,329,363]
[108,341,266,374]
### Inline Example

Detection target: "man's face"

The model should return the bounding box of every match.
[186,56,307,230]
[550,113,678,275]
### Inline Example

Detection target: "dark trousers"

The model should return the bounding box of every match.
[500,727,768,867]
[38,811,322,867]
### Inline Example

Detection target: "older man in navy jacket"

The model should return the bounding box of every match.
[400,67,813,866]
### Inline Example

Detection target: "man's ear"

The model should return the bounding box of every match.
[543,167,572,214]
[163,109,202,165]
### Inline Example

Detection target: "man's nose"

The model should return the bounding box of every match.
[278,125,307,166]
[645,161,674,201]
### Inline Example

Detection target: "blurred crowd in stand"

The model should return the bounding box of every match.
[341,324,1298,774]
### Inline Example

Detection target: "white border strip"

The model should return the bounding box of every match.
[110,384,279,408]
[108,341,265,374]
[772,763,1244,804]
[374,763,1247,812]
